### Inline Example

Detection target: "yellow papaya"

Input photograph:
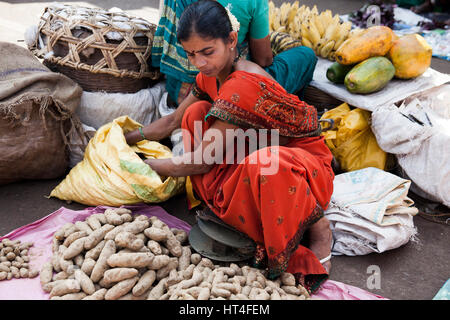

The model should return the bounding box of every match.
[387,33,432,79]
[335,26,395,65]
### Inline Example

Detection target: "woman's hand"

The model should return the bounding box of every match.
[124,92,200,145]
[141,119,239,177]
[143,158,170,176]
[143,156,213,177]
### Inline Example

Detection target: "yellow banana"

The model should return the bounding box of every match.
[307,15,319,32]
[313,40,322,55]
[280,3,291,26]
[314,39,326,52]
[322,10,333,27]
[329,51,336,61]
[303,6,311,19]
[333,21,352,50]
[320,40,335,58]
[301,37,314,49]
[287,1,299,26]
[307,20,321,46]
[276,26,287,33]
[312,14,325,38]
[278,3,285,26]
[287,5,299,33]
[317,11,328,30]
[291,14,301,35]
[321,14,340,44]
[329,22,341,43]
[269,0,275,18]
[300,21,311,42]
[272,8,281,31]
[331,14,340,26]
[311,5,319,16]
[298,4,305,16]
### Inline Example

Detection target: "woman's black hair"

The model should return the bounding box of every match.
[177,0,233,42]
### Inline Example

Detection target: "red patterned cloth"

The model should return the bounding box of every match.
[184,72,334,293]
[193,70,321,138]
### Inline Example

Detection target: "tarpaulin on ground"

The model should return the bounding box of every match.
[0,204,190,300]
[0,205,387,300]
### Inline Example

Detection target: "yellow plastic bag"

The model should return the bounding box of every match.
[50,116,185,206]
[186,176,201,210]
[320,103,387,172]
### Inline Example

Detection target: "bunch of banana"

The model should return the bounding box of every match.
[269,1,304,38]
[269,1,353,61]
[348,27,365,39]
[270,31,303,56]
[302,13,353,60]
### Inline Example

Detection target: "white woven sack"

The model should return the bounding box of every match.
[371,84,450,207]
[324,167,418,256]
[77,82,166,129]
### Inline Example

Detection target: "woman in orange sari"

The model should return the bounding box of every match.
[125,0,334,293]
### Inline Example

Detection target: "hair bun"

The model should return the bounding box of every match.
[224,6,240,32]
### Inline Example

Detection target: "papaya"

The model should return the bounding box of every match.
[344,57,395,94]
[335,26,395,65]
[326,62,355,84]
[387,33,432,79]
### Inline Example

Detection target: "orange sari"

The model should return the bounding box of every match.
[183,71,334,293]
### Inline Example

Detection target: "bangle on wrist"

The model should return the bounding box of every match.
[138,127,146,141]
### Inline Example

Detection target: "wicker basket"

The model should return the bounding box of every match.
[303,85,344,114]
[28,4,161,93]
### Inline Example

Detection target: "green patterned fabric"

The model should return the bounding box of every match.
[151,0,198,103]
[151,0,315,102]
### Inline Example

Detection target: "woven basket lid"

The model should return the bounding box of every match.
[28,3,160,80]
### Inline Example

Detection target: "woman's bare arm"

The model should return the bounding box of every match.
[248,35,273,67]
[124,92,200,145]
[145,119,239,177]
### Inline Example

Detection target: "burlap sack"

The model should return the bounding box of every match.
[0,42,83,185]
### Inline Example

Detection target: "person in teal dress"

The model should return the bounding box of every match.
[151,0,317,106]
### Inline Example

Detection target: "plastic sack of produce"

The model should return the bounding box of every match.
[50,116,185,206]
[77,82,166,130]
[320,103,387,172]
[324,167,418,256]
[371,84,450,207]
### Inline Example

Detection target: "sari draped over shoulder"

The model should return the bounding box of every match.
[197,70,320,138]
[183,70,334,293]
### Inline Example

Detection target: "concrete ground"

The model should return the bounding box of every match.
[0,0,449,300]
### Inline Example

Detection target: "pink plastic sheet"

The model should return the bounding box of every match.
[0,205,387,300]
[313,280,387,300]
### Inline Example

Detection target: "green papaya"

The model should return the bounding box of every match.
[344,56,395,94]
[326,62,355,84]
